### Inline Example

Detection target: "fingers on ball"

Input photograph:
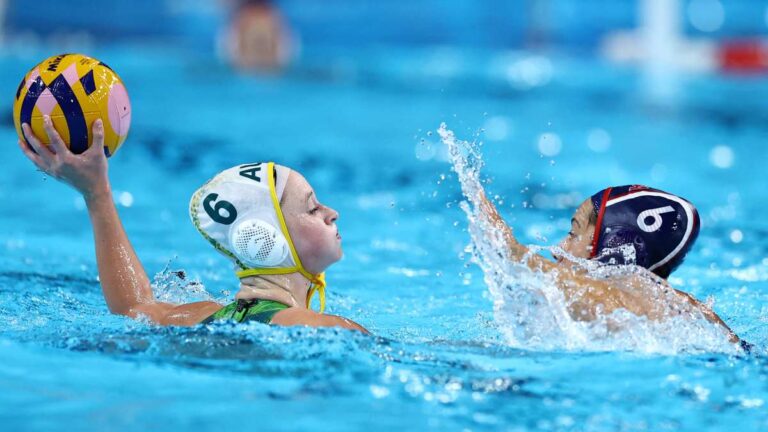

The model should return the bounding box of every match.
[87,119,106,155]
[22,123,53,156]
[42,116,68,155]
[92,119,104,138]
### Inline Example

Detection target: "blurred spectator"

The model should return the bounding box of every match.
[225,0,290,72]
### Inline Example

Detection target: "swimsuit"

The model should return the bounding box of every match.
[201,299,288,325]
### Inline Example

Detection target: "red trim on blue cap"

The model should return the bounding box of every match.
[590,187,612,258]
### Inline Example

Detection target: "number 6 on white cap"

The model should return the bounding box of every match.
[637,206,675,232]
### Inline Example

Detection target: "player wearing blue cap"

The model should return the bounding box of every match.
[477,184,744,346]
[583,185,699,278]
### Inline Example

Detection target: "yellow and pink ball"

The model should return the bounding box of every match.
[13,53,131,157]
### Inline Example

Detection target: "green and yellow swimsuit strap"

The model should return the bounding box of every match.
[201,299,289,325]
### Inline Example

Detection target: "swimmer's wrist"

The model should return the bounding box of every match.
[83,183,113,204]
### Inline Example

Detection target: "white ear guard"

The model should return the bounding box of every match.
[228,217,289,267]
[189,162,296,271]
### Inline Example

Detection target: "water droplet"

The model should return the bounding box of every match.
[118,191,134,207]
[587,128,611,152]
[709,145,734,169]
[483,116,513,142]
[538,132,562,157]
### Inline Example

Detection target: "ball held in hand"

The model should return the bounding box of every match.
[13,53,131,157]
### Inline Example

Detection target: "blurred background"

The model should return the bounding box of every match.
[2,2,768,431]
[2,0,768,50]
[4,0,768,64]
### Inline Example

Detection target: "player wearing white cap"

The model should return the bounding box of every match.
[18,122,367,332]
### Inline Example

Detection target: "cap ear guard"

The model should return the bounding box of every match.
[595,226,650,268]
[228,217,290,267]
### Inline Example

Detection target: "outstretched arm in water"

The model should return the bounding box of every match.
[19,117,221,325]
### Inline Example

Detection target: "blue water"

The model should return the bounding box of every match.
[1,44,767,431]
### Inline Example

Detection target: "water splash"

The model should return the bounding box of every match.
[151,261,218,304]
[439,123,738,354]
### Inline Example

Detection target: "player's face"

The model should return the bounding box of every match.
[280,172,342,274]
[557,199,595,261]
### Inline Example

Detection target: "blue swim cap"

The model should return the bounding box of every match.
[589,185,700,278]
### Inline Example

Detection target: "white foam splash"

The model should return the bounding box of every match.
[151,260,216,304]
[439,123,738,354]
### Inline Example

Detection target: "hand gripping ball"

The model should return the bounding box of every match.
[13,53,131,157]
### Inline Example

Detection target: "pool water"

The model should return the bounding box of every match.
[1,44,767,431]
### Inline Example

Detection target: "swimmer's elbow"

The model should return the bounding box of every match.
[103,298,149,318]
[106,302,135,318]
[120,302,221,326]
[108,302,168,324]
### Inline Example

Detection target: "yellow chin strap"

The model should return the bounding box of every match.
[306,272,326,312]
[234,162,326,313]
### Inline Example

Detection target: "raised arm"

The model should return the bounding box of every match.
[19,117,220,325]
[475,187,559,272]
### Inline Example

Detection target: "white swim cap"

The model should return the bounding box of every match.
[190,162,326,312]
